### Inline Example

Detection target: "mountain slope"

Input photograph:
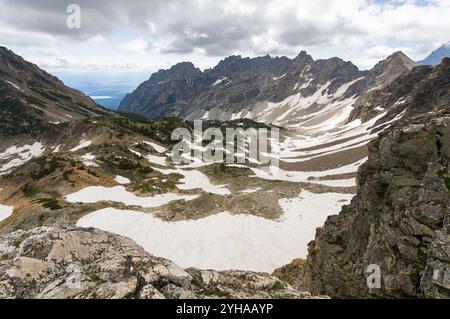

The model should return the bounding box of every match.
[0,47,112,139]
[118,51,417,125]
[278,59,450,298]
[419,42,450,66]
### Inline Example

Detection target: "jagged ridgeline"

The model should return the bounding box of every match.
[119,51,417,124]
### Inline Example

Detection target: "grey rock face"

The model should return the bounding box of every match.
[301,111,450,298]
[300,116,450,298]
[421,233,450,298]
[118,51,416,121]
[0,226,314,299]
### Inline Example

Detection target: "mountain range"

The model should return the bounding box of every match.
[118,51,417,125]
[0,46,449,299]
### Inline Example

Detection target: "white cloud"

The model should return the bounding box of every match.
[0,0,448,71]
[121,39,154,53]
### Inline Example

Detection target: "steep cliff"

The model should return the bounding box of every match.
[299,59,450,298]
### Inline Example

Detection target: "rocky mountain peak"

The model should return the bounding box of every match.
[150,62,203,83]
[359,50,418,91]
[293,50,314,65]
[375,51,417,73]
[388,51,417,67]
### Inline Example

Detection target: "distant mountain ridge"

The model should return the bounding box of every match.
[118,50,417,125]
[419,42,450,65]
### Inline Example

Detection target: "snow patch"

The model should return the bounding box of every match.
[65,186,198,208]
[115,175,131,185]
[129,149,142,157]
[272,73,286,81]
[0,142,45,174]
[241,188,262,194]
[70,140,92,152]
[156,168,231,196]
[249,158,367,185]
[5,80,22,91]
[81,153,98,167]
[212,77,229,87]
[77,190,353,272]
[52,145,61,153]
[146,154,167,166]
[142,141,167,154]
[0,204,14,222]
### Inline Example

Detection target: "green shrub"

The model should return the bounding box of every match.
[22,183,40,198]
[444,177,450,191]
[36,197,62,210]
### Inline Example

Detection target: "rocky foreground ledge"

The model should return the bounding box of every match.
[0,226,319,299]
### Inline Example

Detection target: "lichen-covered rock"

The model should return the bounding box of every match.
[421,233,450,298]
[0,226,312,299]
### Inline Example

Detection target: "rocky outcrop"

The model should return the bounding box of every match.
[301,114,450,298]
[0,226,316,299]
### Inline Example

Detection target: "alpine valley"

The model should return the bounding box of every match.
[0,44,449,299]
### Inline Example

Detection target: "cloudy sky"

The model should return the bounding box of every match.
[0,0,449,75]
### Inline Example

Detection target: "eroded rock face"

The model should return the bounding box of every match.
[118,51,415,121]
[302,114,450,298]
[0,226,313,299]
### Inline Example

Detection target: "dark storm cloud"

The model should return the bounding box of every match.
[0,0,344,55]
[0,0,159,36]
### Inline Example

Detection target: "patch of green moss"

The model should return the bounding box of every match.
[63,169,73,181]
[12,234,28,248]
[272,281,286,291]
[36,197,62,210]
[31,157,61,180]
[88,272,101,282]
[0,253,12,261]
[168,201,186,213]
[25,95,47,108]
[190,274,204,288]
[202,286,227,297]
[87,169,99,177]
[22,183,40,198]
[410,246,428,286]
[443,177,450,191]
